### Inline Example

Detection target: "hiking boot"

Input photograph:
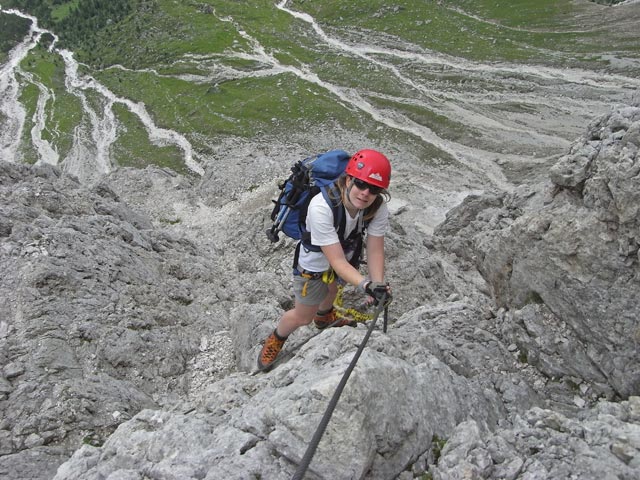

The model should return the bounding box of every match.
[314,308,357,329]
[257,330,287,371]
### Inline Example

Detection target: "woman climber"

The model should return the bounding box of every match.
[257,149,393,371]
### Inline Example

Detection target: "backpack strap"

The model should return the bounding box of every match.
[321,184,346,239]
[293,184,341,268]
[294,184,370,270]
[345,208,370,269]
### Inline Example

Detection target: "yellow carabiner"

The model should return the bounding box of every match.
[322,268,336,284]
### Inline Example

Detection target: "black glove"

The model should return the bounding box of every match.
[364,281,393,307]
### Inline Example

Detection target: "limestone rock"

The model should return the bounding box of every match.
[436,104,640,398]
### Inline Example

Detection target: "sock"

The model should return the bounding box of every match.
[273,328,288,341]
[316,307,334,316]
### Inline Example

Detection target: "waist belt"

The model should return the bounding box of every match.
[293,268,323,279]
[293,268,336,284]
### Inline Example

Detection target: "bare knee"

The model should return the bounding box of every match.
[285,307,315,327]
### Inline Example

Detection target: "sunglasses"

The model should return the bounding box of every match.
[352,177,383,195]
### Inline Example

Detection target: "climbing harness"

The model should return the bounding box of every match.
[321,268,336,284]
[296,267,336,298]
[291,293,389,480]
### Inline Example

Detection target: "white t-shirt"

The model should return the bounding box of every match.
[297,192,389,273]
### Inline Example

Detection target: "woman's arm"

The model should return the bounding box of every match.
[320,242,367,288]
[365,234,385,282]
[321,233,385,288]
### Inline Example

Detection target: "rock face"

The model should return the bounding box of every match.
[54,318,507,480]
[0,162,233,478]
[436,104,640,400]
[431,397,640,480]
[1,104,640,479]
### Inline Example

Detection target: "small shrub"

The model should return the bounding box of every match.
[432,434,447,462]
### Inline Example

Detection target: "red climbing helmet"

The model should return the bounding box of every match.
[345,149,391,189]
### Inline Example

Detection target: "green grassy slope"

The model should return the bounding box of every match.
[2,0,639,173]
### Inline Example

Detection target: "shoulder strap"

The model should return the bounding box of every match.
[295,184,363,269]
[320,184,346,238]
[319,184,372,242]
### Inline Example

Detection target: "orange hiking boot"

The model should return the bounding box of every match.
[257,330,287,371]
[314,308,356,329]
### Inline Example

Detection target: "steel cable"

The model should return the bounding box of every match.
[291,295,388,480]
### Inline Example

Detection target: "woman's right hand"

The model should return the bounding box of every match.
[364,281,393,306]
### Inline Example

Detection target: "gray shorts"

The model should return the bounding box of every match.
[293,273,329,305]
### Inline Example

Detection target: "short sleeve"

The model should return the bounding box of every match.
[306,193,341,246]
[366,202,389,236]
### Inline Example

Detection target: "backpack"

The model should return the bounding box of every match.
[266,149,368,268]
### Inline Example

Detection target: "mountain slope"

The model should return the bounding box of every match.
[1,0,639,181]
